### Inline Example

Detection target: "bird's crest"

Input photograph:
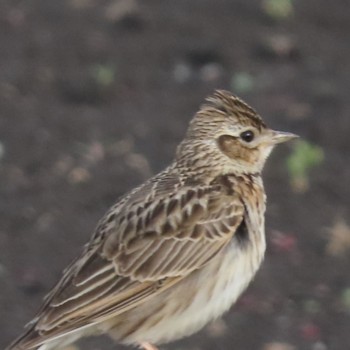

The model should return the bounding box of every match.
[200,90,266,130]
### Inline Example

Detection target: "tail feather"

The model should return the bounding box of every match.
[6,322,92,350]
[6,324,41,350]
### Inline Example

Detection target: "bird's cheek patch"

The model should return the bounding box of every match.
[217,135,246,161]
[218,134,236,151]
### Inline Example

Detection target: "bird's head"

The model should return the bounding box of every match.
[177,90,298,176]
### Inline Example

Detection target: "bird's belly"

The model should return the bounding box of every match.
[112,242,264,345]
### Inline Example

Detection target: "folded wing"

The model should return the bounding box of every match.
[9,175,244,350]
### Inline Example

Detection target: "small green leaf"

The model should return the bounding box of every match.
[286,140,324,192]
[262,0,294,20]
[231,72,255,94]
[90,64,116,87]
[341,288,350,312]
[0,141,4,162]
[303,299,321,314]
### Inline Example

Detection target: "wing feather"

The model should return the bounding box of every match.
[10,172,244,350]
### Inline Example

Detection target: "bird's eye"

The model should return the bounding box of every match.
[240,130,255,143]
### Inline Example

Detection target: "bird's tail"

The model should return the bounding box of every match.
[6,322,87,350]
[5,323,41,350]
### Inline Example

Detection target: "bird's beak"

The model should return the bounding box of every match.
[270,130,299,144]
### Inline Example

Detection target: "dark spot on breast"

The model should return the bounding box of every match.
[234,219,249,246]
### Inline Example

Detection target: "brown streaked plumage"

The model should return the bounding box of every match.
[7,90,297,350]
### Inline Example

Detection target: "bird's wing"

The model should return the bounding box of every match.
[10,175,244,349]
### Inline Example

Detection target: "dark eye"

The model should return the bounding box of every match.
[240,130,255,143]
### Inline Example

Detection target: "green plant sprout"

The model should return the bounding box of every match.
[262,0,294,20]
[91,64,116,87]
[286,140,324,192]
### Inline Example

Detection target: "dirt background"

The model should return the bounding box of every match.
[1,1,350,349]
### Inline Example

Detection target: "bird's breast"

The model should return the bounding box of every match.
[113,233,266,345]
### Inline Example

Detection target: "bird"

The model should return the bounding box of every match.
[7,90,297,350]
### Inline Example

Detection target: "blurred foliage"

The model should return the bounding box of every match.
[262,0,294,20]
[231,72,255,94]
[90,64,116,87]
[303,299,321,315]
[341,288,350,312]
[0,142,4,162]
[326,219,350,258]
[286,140,324,192]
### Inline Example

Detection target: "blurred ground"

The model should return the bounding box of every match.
[1,1,350,350]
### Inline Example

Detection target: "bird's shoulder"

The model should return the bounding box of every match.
[89,168,243,248]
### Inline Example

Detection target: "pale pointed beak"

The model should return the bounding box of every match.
[270,130,299,144]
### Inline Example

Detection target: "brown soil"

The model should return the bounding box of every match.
[1,1,350,350]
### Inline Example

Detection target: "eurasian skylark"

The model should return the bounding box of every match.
[7,90,297,350]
